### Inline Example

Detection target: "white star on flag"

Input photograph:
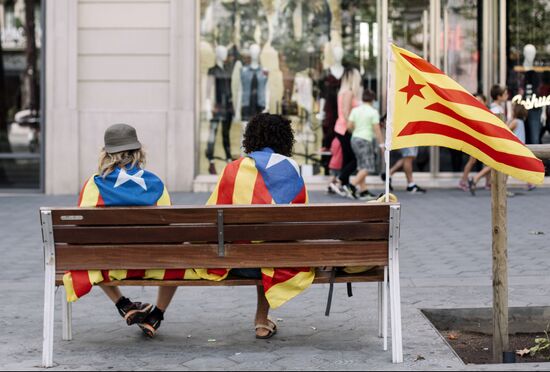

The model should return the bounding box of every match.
[114,168,147,190]
[266,153,300,175]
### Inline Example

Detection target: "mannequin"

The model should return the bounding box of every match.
[205,45,234,174]
[522,44,542,144]
[317,45,344,174]
[235,43,270,126]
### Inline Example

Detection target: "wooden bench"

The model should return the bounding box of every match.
[40,203,403,367]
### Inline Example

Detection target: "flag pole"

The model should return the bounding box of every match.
[384,40,393,203]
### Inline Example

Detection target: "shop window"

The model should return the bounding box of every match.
[199,0,380,177]
[0,0,42,189]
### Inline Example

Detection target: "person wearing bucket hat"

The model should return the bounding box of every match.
[62,123,177,338]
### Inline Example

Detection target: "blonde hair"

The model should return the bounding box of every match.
[339,68,362,99]
[98,148,146,177]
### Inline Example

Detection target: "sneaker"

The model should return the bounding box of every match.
[328,182,347,197]
[380,173,394,191]
[467,178,476,196]
[358,190,377,201]
[506,191,516,197]
[116,297,153,326]
[406,184,426,194]
[527,184,536,191]
[342,184,358,199]
[139,307,164,338]
[327,185,336,195]
[458,180,469,192]
[208,162,217,175]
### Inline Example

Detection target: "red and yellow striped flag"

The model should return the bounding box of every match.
[387,44,545,184]
[208,150,314,309]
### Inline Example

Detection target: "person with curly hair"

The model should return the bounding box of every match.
[207,113,314,339]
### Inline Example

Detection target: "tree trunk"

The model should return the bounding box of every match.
[25,0,38,113]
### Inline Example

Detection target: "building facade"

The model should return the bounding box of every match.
[0,0,548,194]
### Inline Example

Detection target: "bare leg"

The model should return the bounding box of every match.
[389,158,404,176]
[473,166,491,184]
[100,286,123,304]
[403,157,414,184]
[255,285,271,337]
[461,157,477,182]
[156,287,178,312]
[352,169,369,192]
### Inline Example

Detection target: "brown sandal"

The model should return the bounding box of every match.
[255,318,277,339]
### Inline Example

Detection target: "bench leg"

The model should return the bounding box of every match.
[61,287,72,341]
[383,266,388,351]
[389,250,403,363]
[378,281,383,338]
[42,266,56,367]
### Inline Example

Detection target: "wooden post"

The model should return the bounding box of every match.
[491,169,509,363]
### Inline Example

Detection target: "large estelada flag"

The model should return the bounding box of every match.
[208,147,314,309]
[64,167,230,302]
[387,44,545,184]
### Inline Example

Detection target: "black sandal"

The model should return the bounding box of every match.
[116,298,153,326]
[139,307,164,338]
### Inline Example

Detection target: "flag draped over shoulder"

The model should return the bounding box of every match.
[207,148,314,309]
[387,44,545,184]
[63,167,230,302]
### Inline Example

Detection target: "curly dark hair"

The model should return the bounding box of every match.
[242,113,295,157]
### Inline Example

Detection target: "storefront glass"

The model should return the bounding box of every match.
[0,0,42,189]
[199,0,380,176]
[507,0,550,147]
[388,0,431,172]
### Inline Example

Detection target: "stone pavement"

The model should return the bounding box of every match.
[1,187,550,370]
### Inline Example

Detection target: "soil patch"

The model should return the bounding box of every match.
[422,306,550,364]
[440,330,550,364]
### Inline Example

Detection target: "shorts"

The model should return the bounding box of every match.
[231,268,262,279]
[400,147,418,157]
[351,137,376,173]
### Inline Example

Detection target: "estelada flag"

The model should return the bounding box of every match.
[64,167,229,302]
[208,147,314,309]
[387,44,545,184]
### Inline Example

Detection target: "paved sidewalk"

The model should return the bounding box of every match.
[1,188,549,370]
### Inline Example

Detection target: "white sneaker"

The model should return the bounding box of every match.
[329,182,347,197]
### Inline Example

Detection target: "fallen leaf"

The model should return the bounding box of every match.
[448,333,459,340]
[310,326,317,331]
[207,339,216,342]
[516,348,530,357]
[414,355,425,361]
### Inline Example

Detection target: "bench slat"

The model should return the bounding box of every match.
[48,203,392,226]
[52,222,389,244]
[55,269,384,286]
[55,241,389,270]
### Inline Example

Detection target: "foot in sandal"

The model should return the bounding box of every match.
[139,306,164,338]
[115,296,153,326]
[255,318,277,339]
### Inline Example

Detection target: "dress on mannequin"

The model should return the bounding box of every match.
[206,62,234,164]
[240,65,269,121]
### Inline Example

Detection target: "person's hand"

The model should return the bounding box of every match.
[378,143,385,153]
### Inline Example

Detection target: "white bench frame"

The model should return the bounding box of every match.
[40,205,403,367]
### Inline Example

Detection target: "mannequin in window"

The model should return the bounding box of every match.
[205,45,234,175]
[235,44,270,131]
[522,44,542,144]
[317,45,344,174]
